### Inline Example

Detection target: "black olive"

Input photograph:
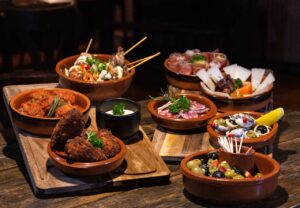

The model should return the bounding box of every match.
[207,152,218,160]
[212,171,225,178]
[233,167,244,175]
[256,125,268,134]
[201,163,210,176]
[229,119,237,125]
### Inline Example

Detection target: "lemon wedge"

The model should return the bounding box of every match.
[255,108,284,126]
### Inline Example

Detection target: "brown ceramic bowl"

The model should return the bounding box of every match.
[181,149,280,205]
[9,88,91,136]
[47,137,127,176]
[219,146,256,172]
[147,93,217,130]
[207,111,278,149]
[55,54,135,102]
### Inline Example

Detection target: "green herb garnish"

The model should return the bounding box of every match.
[112,103,125,115]
[86,131,103,148]
[233,78,243,90]
[189,54,206,63]
[168,96,191,114]
[47,97,60,117]
[86,57,107,74]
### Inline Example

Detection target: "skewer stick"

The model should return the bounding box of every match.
[238,138,243,153]
[85,38,93,53]
[128,52,160,70]
[124,36,147,55]
[128,52,160,65]
[128,56,149,65]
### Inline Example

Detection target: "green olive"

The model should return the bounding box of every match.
[186,160,198,170]
[219,161,231,170]
[209,166,219,175]
[225,169,236,178]
[254,173,263,178]
[191,166,205,175]
[232,174,245,179]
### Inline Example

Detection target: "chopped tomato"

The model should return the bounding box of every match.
[219,166,226,173]
[212,159,219,167]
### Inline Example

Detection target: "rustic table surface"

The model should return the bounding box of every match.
[1,87,300,207]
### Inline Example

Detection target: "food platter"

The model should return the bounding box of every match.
[3,83,170,195]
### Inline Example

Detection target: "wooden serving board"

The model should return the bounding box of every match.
[3,83,170,195]
[152,126,214,161]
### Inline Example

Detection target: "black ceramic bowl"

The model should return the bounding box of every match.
[96,98,141,139]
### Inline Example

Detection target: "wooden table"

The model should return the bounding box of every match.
[1,87,300,207]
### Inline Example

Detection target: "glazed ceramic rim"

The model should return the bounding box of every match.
[207,111,279,146]
[147,93,217,123]
[181,149,280,184]
[47,137,127,169]
[9,87,91,121]
[97,97,141,118]
[55,54,135,86]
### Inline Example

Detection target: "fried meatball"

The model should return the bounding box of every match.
[97,129,121,158]
[51,109,84,150]
[65,136,107,162]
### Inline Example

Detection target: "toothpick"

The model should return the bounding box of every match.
[85,38,93,53]
[238,138,243,153]
[124,36,147,55]
[235,138,238,153]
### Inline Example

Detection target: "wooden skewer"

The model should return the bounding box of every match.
[128,52,160,65]
[124,36,147,55]
[85,38,93,53]
[128,52,160,70]
[128,56,149,65]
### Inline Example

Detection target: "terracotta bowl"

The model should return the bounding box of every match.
[207,111,278,149]
[219,146,256,172]
[47,137,127,176]
[201,82,274,112]
[9,88,91,136]
[55,54,135,102]
[147,93,217,130]
[181,149,280,205]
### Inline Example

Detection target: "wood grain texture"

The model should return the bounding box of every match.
[1,83,300,208]
[3,83,170,195]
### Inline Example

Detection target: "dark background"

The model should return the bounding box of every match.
[0,0,299,105]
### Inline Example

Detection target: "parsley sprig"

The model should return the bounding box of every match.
[168,96,191,114]
[86,131,103,148]
[112,103,125,115]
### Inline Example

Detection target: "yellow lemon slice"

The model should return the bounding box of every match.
[256,108,284,126]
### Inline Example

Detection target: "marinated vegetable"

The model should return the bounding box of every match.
[186,152,263,179]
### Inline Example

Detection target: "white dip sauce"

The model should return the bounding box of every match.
[106,109,134,116]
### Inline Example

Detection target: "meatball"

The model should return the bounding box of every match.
[97,129,121,158]
[65,136,107,162]
[50,109,84,150]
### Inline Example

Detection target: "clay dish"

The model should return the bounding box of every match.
[147,93,217,130]
[9,88,91,136]
[207,111,278,149]
[47,137,127,176]
[55,54,135,102]
[181,149,280,204]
